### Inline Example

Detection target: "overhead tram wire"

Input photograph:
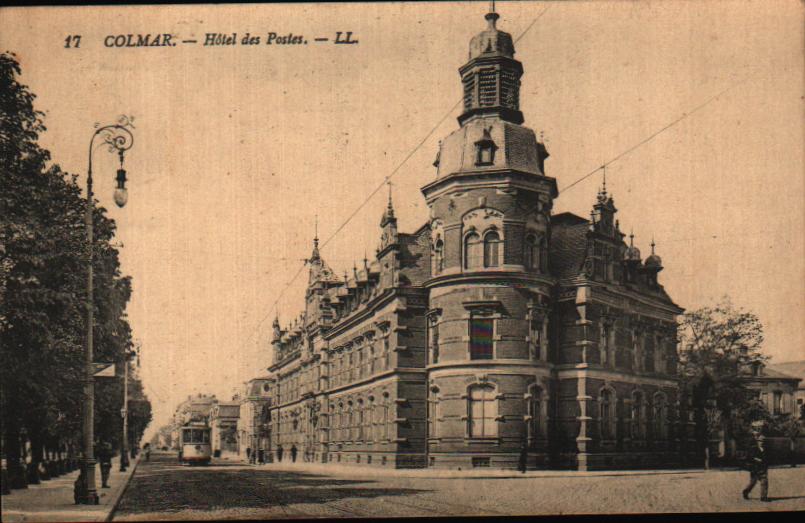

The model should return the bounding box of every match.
[235,6,553,358]
[559,75,753,193]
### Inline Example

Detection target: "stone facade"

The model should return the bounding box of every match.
[263,8,687,470]
[237,378,272,462]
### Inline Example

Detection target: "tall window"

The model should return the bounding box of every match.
[470,317,494,360]
[382,394,390,440]
[527,386,543,442]
[773,391,783,415]
[433,239,444,274]
[428,388,440,439]
[483,231,501,267]
[368,344,375,375]
[357,400,365,440]
[383,336,390,370]
[429,318,440,364]
[633,331,643,372]
[600,323,610,366]
[358,348,365,378]
[525,234,540,271]
[599,388,616,440]
[468,385,497,438]
[464,232,482,269]
[529,315,542,361]
[367,397,374,442]
[631,390,646,440]
[653,393,667,440]
[654,336,665,374]
[644,337,655,373]
[347,403,354,441]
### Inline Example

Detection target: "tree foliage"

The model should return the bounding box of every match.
[677,298,771,458]
[0,51,151,482]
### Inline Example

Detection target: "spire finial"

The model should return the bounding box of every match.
[314,214,318,242]
[485,0,499,28]
[651,236,656,255]
[629,229,635,247]
[602,165,607,196]
[387,179,393,210]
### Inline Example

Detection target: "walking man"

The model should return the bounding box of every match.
[742,433,770,502]
[97,442,113,489]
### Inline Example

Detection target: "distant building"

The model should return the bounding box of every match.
[237,377,272,462]
[263,7,685,470]
[746,361,803,418]
[210,402,240,458]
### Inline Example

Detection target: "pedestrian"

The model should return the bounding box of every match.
[97,442,113,489]
[246,447,252,463]
[291,445,298,463]
[518,443,528,473]
[144,443,151,462]
[742,433,770,502]
[277,446,283,462]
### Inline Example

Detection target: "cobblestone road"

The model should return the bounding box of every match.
[113,452,805,520]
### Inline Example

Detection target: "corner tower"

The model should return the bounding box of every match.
[421,6,558,470]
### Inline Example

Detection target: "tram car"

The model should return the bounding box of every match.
[178,421,212,465]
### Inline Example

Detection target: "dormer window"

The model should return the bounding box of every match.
[475,129,497,166]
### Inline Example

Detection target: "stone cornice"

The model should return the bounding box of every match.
[421,169,558,201]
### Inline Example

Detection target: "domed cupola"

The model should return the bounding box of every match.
[458,7,524,126]
[468,11,515,60]
[645,238,663,269]
[625,231,641,262]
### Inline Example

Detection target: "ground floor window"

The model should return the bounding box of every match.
[468,384,497,438]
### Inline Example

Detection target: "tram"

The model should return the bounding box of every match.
[178,421,212,465]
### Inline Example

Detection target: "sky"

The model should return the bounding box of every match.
[2,1,803,441]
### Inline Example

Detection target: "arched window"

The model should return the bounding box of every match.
[468,384,497,438]
[483,231,501,267]
[527,385,543,443]
[653,393,667,440]
[347,402,354,441]
[524,234,539,271]
[631,390,646,440]
[599,388,616,440]
[433,239,444,274]
[464,232,482,269]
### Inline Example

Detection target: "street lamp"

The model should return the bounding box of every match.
[120,342,140,472]
[77,116,134,505]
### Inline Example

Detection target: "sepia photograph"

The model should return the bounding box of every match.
[1,0,803,520]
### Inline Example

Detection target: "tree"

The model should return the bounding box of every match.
[677,298,767,467]
[1,51,151,487]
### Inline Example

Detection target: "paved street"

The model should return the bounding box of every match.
[112,451,805,519]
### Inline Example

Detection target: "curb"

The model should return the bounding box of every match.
[104,455,141,522]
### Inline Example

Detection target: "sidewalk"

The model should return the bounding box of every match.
[1,456,140,523]
[252,458,726,479]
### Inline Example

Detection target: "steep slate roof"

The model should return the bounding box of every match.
[550,212,589,279]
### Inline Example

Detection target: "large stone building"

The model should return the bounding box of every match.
[264,8,685,470]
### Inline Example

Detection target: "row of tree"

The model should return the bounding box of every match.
[1,51,152,490]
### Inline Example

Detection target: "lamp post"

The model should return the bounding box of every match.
[78,117,134,505]
[120,343,140,472]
